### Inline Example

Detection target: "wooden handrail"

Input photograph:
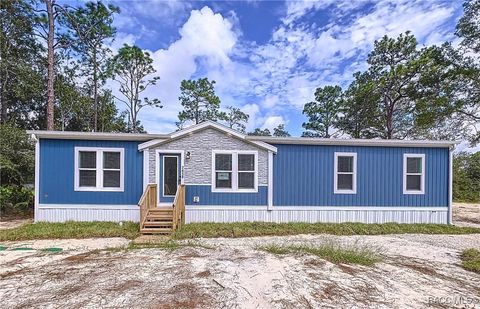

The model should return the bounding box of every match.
[172,184,185,230]
[138,184,157,228]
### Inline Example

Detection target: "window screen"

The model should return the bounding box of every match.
[405,156,423,192]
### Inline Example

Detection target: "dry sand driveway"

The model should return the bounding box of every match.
[1,233,479,309]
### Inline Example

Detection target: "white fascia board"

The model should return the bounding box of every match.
[138,138,168,150]
[138,121,277,153]
[27,130,168,141]
[246,136,459,148]
[171,121,246,140]
[250,140,277,153]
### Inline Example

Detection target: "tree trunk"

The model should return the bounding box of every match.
[45,0,55,130]
[386,107,394,139]
[93,50,98,132]
[384,97,394,139]
[0,74,7,123]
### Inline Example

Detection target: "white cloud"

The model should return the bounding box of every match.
[262,95,279,109]
[110,1,462,136]
[132,6,238,133]
[230,0,461,117]
[262,116,286,131]
[240,103,261,131]
[109,32,138,53]
[455,141,480,154]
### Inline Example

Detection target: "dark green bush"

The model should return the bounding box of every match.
[453,152,480,202]
[0,186,34,216]
[0,124,34,186]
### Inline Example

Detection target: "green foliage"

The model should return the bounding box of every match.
[452,0,480,144]
[303,85,342,138]
[0,0,45,128]
[456,0,480,53]
[0,124,34,216]
[257,243,383,266]
[248,128,271,136]
[177,78,221,126]
[346,32,438,139]
[54,72,92,131]
[460,248,480,273]
[61,1,120,132]
[0,186,34,212]
[221,106,249,132]
[109,44,162,132]
[173,222,480,239]
[0,124,34,185]
[336,72,382,138]
[453,152,480,202]
[273,124,290,137]
[0,221,140,241]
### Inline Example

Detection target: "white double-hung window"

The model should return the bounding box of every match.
[75,147,124,191]
[403,154,425,194]
[212,150,257,192]
[334,152,357,194]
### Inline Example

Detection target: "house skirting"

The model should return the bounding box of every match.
[36,204,449,224]
[36,204,139,222]
[185,206,449,224]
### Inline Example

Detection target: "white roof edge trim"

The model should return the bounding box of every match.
[138,138,166,151]
[138,121,278,153]
[246,136,459,148]
[170,121,246,139]
[26,130,168,141]
[250,141,277,153]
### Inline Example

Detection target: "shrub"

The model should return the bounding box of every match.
[453,152,480,202]
[0,185,34,216]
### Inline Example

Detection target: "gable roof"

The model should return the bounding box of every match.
[137,121,278,153]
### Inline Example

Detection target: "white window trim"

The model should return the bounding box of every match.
[74,147,125,192]
[162,155,179,197]
[403,153,425,195]
[211,150,258,193]
[334,152,357,194]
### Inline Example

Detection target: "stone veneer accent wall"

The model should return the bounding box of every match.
[148,128,268,185]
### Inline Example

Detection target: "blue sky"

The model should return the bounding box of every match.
[103,0,465,136]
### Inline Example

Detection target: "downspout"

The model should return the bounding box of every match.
[448,146,454,225]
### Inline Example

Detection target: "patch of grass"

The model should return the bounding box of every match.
[0,221,140,241]
[127,241,183,251]
[173,222,480,239]
[259,244,291,255]
[106,240,214,252]
[257,242,382,266]
[460,248,480,273]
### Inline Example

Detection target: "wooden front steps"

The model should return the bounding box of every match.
[141,208,174,235]
[138,184,186,235]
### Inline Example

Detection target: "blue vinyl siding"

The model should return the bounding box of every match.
[185,185,267,205]
[39,139,143,205]
[272,144,449,207]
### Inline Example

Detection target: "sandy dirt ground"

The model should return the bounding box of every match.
[1,233,479,309]
[0,219,31,230]
[454,203,480,227]
[0,203,478,308]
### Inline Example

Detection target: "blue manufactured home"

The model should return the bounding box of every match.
[28,121,456,230]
